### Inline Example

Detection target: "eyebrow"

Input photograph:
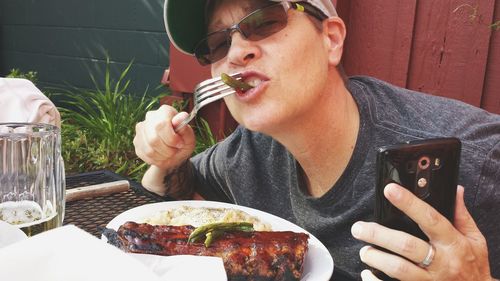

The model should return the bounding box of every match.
[207,2,259,33]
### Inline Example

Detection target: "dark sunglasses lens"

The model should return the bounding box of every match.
[194,31,230,65]
[240,4,288,41]
[194,3,288,65]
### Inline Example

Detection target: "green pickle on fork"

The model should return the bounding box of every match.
[221,73,253,91]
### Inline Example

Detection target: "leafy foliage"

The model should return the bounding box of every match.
[453,4,500,31]
[193,118,218,154]
[52,58,161,181]
[8,61,221,182]
[6,68,38,84]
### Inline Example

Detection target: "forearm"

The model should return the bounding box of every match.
[141,161,196,199]
[141,165,169,196]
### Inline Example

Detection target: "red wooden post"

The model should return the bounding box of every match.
[480,1,500,114]
[337,0,418,88]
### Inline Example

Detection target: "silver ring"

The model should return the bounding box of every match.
[419,244,436,268]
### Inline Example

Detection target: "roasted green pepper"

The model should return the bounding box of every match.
[188,222,254,247]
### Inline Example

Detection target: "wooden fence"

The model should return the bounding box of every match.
[337,0,499,114]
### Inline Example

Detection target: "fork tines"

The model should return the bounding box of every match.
[173,73,242,132]
[194,73,242,105]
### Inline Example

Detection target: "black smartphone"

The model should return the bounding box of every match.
[372,138,461,280]
[375,137,461,241]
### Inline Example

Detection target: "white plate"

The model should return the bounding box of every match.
[106,200,334,281]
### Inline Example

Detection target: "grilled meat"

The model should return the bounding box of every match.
[104,221,309,281]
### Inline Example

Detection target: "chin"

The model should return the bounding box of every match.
[237,119,265,132]
[238,115,282,134]
[228,103,286,134]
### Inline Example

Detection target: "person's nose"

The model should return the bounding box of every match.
[225,32,261,66]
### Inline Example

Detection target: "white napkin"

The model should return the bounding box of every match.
[0,225,227,281]
[0,78,61,127]
[132,254,227,281]
[0,220,28,248]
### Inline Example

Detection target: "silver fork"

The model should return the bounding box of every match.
[174,72,242,132]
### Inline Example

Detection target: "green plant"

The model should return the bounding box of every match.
[193,118,218,154]
[491,21,500,31]
[52,57,162,181]
[6,68,38,84]
[453,3,500,31]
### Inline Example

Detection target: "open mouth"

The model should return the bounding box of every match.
[237,72,269,95]
[243,77,264,89]
[233,78,262,95]
[219,71,270,98]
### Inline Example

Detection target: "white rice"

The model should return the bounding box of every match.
[143,206,272,231]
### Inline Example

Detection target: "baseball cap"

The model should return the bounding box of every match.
[164,0,337,56]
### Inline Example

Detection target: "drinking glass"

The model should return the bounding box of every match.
[0,123,65,236]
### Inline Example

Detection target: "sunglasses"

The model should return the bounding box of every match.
[194,1,327,65]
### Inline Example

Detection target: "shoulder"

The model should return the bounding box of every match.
[348,76,485,121]
[348,76,500,204]
[348,76,500,154]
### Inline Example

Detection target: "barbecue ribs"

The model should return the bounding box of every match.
[103,221,309,281]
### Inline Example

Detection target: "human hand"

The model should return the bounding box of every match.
[352,184,494,281]
[134,105,196,170]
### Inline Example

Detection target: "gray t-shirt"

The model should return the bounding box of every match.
[191,76,500,279]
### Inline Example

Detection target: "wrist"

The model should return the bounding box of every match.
[162,160,195,199]
[141,165,170,196]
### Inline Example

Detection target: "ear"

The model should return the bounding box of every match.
[322,17,346,66]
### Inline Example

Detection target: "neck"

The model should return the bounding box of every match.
[270,76,359,197]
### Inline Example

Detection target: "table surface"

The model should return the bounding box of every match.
[63,170,163,237]
[62,170,355,281]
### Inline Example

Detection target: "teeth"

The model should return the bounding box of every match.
[245,78,262,87]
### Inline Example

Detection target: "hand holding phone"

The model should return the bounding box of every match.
[371,138,461,280]
[375,137,461,241]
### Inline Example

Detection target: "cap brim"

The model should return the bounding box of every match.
[164,0,207,55]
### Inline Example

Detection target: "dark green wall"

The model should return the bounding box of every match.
[0,0,169,96]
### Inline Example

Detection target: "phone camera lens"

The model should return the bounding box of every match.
[418,156,431,170]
